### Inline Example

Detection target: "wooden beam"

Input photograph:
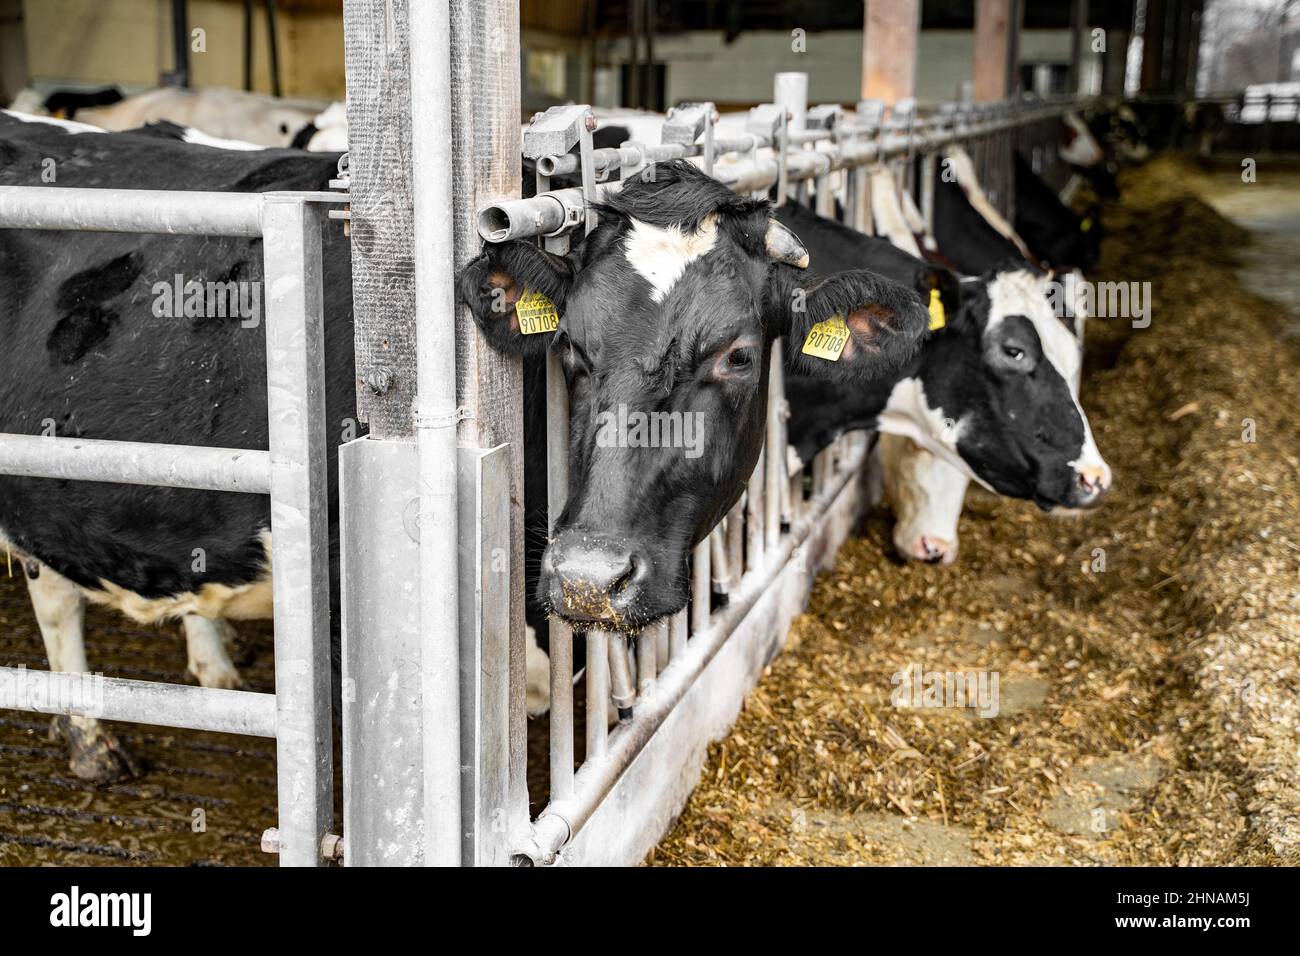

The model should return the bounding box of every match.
[861,0,920,103]
[973,0,1019,102]
[1139,0,1168,93]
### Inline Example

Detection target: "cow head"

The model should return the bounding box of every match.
[888,264,1111,513]
[459,161,927,628]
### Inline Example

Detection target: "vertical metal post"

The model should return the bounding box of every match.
[586,629,609,759]
[410,0,461,867]
[765,340,785,549]
[261,196,334,868]
[690,538,711,633]
[745,449,765,571]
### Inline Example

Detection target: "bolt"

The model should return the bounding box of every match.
[584,114,597,133]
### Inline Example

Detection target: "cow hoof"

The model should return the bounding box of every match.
[50,716,142,784]
[187,660,245,691]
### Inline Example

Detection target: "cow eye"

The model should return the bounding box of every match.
[714,345,757,380]
[1003,346,1025,361]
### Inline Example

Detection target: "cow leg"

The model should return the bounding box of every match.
[25,561,140,783]
[183,615,244,689]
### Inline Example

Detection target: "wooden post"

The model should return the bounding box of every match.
[860,0,920,103]
[973,0,1019,102]
[341,0,527,865]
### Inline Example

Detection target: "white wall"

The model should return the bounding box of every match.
[593,28,1100,108]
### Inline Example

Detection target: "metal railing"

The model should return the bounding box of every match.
[0,185,344,867]
[488,79,1092,866]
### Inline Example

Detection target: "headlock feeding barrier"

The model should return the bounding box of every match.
[0,0,1112,866]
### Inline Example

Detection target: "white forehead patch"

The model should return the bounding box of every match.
[988,269,1108,478]
[987,269,1082,388]
[623,214,719,303]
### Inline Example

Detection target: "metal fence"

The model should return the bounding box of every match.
[0,185,345,867]
[482,79,1091,866]
[0,71,1094,868]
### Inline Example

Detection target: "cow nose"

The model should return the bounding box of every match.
[1074,465,1111,508]
[908,535,955,565]
[545,535,646,624]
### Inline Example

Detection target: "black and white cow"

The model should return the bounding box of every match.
[0,115,928,778]
[838,151,1102,563]
[776,201,1110,534]
[1012,151,1100,274]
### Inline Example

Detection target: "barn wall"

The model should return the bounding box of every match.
[589,28,1101,107]
[18,0,344,99]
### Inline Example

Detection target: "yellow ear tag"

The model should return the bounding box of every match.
[801,314,850,361]
[1080,216,1093,232]
[928,288,946,331]
[515,289,560,335]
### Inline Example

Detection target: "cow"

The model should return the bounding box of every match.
[856,152,1100,563]
[1012,150,1100,274]
[776,201,1110,546]
[43,86,325,149]
[0,117,928,780]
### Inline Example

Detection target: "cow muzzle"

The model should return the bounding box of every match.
[542,533,649,627]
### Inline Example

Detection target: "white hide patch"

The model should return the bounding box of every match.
[987,270,1109,482]
[944,148,1036,261]
[179,127,265,150]
[878,433,969,560]
[1059,112,1105,167]
[623,214,719,302]
[2,109,105,134]
[871,168,922,257]
[877,376,991,489]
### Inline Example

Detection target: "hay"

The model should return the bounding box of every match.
[650,155,1300,867]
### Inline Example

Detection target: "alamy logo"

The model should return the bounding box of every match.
[50,886,151,936]
[0,665,103,717]
[1045,278,1152,329]
[594,403,705,459]
[152,273,262,328]
[890,662,1000,718]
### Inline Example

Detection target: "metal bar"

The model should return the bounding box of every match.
[920,152,936,233]
[260,195,334,868]
[585,628,609,760]
[0,186,264,236]
[636,627,657,697]
[725,500,744,590]
[765,342,784,549]
[265,0,282,98]
[410,0,461,868]
[709,524,728,594]
[608,636,635,718]
[669,609,687,660]
[0,666,276,737]
[0,434,270,493]
[653,618,670,671]
[745,449,765,571]
[690,537,711,634]
[167,0,190,87]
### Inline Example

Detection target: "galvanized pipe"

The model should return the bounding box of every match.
[0,185,263,236]
[690,537,711,634]
[260,195,335,868]
[608,636,636,718]
[635,627,658,697]
[409,0,461,867]
[764,342,784,550]
[668,609,687,661]
[0,666,277,737]
[585,628,609,760]
[0,434,270,494]
[745,450,765,572]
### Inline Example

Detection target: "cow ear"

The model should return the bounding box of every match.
[456,240,575,358]
[783,269,928,383]
[916,265,963,334]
